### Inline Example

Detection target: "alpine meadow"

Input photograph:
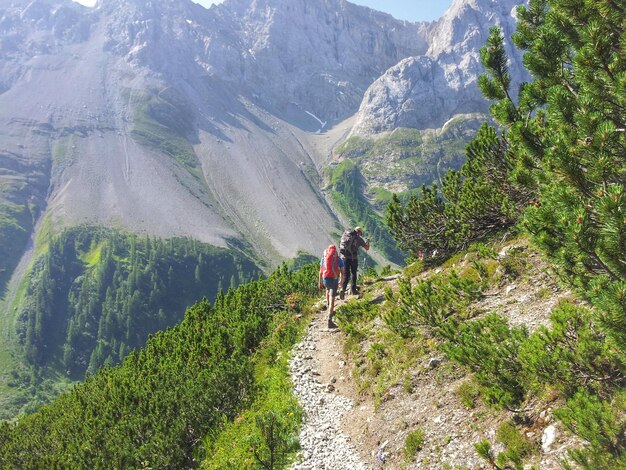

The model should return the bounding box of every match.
[0,0,625,468]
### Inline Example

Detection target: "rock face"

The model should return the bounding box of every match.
[0,0,527,268]
[0,0,432,266]
[350,0,527,135]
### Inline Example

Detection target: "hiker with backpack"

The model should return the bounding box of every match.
[319,244,344,329]
[339,226,370,297]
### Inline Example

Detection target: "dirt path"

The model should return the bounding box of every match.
[290,298,373,469]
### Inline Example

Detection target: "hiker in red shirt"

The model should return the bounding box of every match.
[319,244,344,329]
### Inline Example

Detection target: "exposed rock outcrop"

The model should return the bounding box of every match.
[350,0,527,135]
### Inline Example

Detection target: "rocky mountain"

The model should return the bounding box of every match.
[350,0,527,135]
[0,0,526,270]
[0,0,434,270]
[0,0,529,415]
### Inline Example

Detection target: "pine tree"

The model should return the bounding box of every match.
[475,5,626,463]
[385,122,531,260]
[481,2,626,349]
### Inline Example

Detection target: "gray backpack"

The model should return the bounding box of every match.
[339,230,358,257]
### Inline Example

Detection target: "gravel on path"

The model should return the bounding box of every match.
[289,312,371,470]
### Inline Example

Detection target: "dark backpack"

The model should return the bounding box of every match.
[339,230,358,257]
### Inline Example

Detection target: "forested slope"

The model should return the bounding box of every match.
[0,264,317,467]
[1,226,261,419]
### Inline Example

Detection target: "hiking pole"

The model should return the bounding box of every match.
[361,252,367,283]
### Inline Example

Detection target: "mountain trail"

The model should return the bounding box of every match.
[289,242,582,469]
[290,295,373,470]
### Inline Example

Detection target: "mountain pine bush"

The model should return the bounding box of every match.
[386,122,531,262]
[0,263,317,467]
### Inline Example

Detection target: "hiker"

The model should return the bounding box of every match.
[339,226,370,297]
[319,244,344,329]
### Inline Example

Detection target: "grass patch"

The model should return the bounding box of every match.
[129,89,201,179]
[80,241,105,267]
[0,202,33,292]
[456,379,481,409]
[500,247,530,280]
[404,428,426,461]
[336,298,424,406]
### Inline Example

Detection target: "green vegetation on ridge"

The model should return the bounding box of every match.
[382,1,626,466]
[129,88,202,179]
[329,116,487,267]
[18,226,259,375]
[0,203,34,294]
[327,160,404,265]
[336,117,482,195]
[0,263,318,468]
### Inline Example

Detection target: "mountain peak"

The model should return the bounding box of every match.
[350,0,528,135]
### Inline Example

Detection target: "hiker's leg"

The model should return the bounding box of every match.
[341,259,350,293]
[326,280,338,328]
[345,258,357,293]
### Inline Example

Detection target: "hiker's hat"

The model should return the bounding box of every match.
[355,226,363,235]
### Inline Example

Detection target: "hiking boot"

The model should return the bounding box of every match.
[339,289,345,300]
[351,287,359,296]
[327,315,337,329]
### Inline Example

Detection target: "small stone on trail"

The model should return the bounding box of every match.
[542,425,557,453]
[428,357,443,369]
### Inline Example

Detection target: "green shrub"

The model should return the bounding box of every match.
[335,299,378,330]
[443,314,528,409]
[519,302,626,398]
[404,428,426,461]
[474,440,496,467]
[557,390,626,470]
[495,422,537,469]
[383,286,394,302]
[380,265,393,276]
[470,242,497,259]
[475,422,536,470]
[456,380,481,409]
[204,352,302,470]
[385,123,531,262]
[366,343,387,377]
[384,269,484,340]
[0,264,318,468]
[499,247,529,280]
[403,260,425,278]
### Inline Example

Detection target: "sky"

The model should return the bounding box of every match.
[194,0,453,23]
